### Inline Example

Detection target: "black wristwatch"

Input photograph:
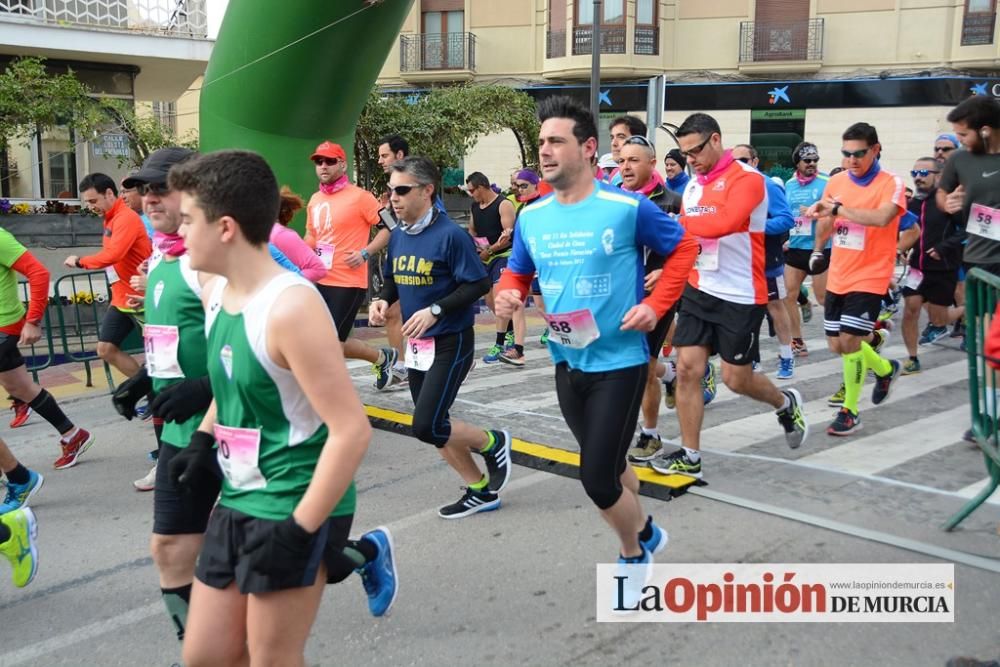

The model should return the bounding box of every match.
[831,202,842,218]
[430,303,442,317]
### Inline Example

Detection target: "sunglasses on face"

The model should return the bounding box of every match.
[680,135,712,159]
[801,158,819,164]
[841,148,871,159]
[934,146,955,153]
[388,184,422,197]
[313,158,341,166]
[735,157,751,164]
[515,182,532,190]
[623,135,652,147]
[137,182,169,196]
[911,169,939,177]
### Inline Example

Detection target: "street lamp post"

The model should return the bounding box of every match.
[590,0,602,124]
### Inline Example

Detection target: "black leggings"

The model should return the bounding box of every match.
[555,362,647,510]
[409,328,475,447]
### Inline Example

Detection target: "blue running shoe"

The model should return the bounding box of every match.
[639,516,668,556]
[135,400,152,421]
[613,547,652,613]
[702,362,717,405]
[776,356,794,380]
[482,344,503,364]
[0,470,43,515]
[359,526,398,617]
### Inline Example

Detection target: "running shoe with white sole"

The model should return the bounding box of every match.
[9,400,31,428]
[0,507,38,587]
[438,488,500,519]
[373,347,398,392]
[133,465,156,492]
[0,470,43,515]
[53,428,95,470]
[480,430,512,493]
[627,433,663,463]
[827,408,862,436]
[776,388,808,449]
[649,448,702,479]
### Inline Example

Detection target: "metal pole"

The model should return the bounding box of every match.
[590,0,602,124]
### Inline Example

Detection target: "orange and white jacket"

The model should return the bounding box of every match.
[679,156,768,305]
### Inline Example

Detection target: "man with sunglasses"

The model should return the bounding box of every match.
[647,113,809,479]
[370,157,513,519]
[900,158,965,375]
[806,122,906,436]
[782,142,830,358]
[934,133,960,166]
[304,141,395,391]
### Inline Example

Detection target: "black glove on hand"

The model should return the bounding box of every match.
[111,367,152,420]
[168,430,219,493]
[151,376,213,424]
[241,516,318,579]
[808,251,829,274]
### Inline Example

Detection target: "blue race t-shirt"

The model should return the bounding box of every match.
[386,211,487,338]
[509,180,685,372]
[784,173,830,250]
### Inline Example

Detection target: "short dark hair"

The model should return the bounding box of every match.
[168,150,278,246]
[676,113,721,139]
[537,95,598,145]
[842,122,879,146]
[609,115,647,137]
[79,173,117,197]
[466,171,490,189]
[947,95,1000,130]
[734,143,758,160]
[379,134,410,157]
[829,166,845,176]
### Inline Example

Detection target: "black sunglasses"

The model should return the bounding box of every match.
[623,135,652,147]
[313,157,341,166]
[137,182,170,196]
[735,157,751,164]
[680,135,712,159]
[801,158,819,164]
[911,169,939,177]
[841,148,871,159]
[515,182,533,190]
[388,184,422,196]
[934,145,955,153]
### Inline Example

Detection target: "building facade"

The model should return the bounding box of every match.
[377,0,1000,182]
[0,0,212,200]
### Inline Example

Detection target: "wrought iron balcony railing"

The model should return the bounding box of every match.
[634,25,658,56]
[546,29,566,58]
[739,18,824,63]
[400,32,476,72]
[0,0,207,37]
[571,25,626,55]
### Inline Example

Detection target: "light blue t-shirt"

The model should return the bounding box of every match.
[784,173,830,250]
[509,180,686,372]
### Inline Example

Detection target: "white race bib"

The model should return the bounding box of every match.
[902,267,924,291]
[543,309,600,349]
[968,203,1000,241]
[832,220,865,250]
[694,238,720,271]
[144,324,183,379]
[105,266,120,284]
[214,424,267,491]
[404,337,435,371]
[790,217,812,237]
[315,243,335,270]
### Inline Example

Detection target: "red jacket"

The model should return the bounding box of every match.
[79,198,151,309]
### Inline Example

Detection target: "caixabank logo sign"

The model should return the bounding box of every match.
[596,563,954,623]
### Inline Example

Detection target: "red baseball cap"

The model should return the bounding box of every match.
[311,141,346,162]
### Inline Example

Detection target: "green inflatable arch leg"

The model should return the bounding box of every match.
[200,1,414,231]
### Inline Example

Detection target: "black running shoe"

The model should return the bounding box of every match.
[776,388,809,449]
[827,408,862,436]
[871,360,900,406]
[480,430,512,493]
[438,488,500,519]
[373,347,398,392]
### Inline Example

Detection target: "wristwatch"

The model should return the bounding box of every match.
[430,303,442,318]
[359,248,370,261]
[831,202,841,218]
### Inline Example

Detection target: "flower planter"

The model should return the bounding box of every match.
[0,214,103,247]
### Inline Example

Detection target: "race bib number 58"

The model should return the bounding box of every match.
[969,203,1000,242]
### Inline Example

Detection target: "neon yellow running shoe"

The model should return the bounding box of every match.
[0,507,38,588]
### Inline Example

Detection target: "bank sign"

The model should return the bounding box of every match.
[665,77,1000,111]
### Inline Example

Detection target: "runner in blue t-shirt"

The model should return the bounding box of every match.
[495,97,698,604]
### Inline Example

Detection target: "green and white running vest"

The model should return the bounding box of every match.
[205,272,356,520]
[144,251,207,449]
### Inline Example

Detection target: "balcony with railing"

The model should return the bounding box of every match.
[571,25,626,55]
[738,18,824,71]
[400,32,476,80]
[634,25,658,56]
[0,0,207,37]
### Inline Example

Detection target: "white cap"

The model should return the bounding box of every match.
[598,153,617,169]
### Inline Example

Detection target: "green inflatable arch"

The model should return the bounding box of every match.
[199,1,414,231]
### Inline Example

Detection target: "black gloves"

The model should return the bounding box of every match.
[151,376,213,424]
[168,430,219,492]
[111,368,152,420]
[241,516,318,579]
